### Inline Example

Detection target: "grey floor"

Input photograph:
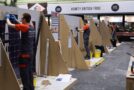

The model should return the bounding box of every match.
[70,42,134,90]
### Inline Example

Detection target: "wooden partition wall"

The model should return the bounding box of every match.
[71,34,88,69]
[59,15,88,69]
[79,18,85,50]
[99,21,112,53]
[99,21,112,46]
[0,40,20,90]
[59,15,69,66]
[39,16,68,76]
[89,19,103,53]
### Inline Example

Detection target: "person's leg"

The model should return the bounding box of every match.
[84,38,90,59]
[28,58,34,90]
[19,57,33,90]
[20,67,30,90]
[83,31,90,59]
[113,40,117,47]
[110,39,113,47]
[29,69,34,90]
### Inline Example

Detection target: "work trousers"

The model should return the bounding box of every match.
[19,54,34,90]
[111,39,117,47]
[83,30,90,58]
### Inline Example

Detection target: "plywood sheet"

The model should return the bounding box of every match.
[72,36,88,69]
[40,16,68,76]
[89,19,103,53]
[90,19,102,46]
[99,21,112,47]
[68,31,76,68]
[59,15,88,69]
[0,40,20,90]
[79,18,85,50]
[59,15,69,66]
[79,18,84,29]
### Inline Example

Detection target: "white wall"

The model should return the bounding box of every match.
[64,15,80,31]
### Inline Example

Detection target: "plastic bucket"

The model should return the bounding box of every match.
[94,49,101,58]
[33,78,36,87]
[90,51,93,58]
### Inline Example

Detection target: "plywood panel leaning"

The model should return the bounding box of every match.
[59,15,70,66]
[99,21,112,47]
[39,16,68,76]
[79,18,85,50]
[89,19,103,53]
[0,39,20,90]
[99,21,112,53]
[72,35,89,69]
[59,15,88,69]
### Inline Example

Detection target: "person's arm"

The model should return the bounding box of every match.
[15,24,29,32]
[11,15,21,24]
[6,19,28,32]
[15,19,21,24]
[6,18,15,28]
[78,28,83,32]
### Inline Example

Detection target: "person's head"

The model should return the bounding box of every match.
[75,27,78,30]
[84,19,88,25]
[21,13,31,23]
[95,23,98,26]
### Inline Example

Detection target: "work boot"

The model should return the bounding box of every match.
[84,55,90,59]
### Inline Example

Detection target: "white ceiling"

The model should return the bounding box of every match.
[17,0,133,4]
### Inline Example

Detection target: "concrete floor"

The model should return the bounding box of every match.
[70,42,134,90]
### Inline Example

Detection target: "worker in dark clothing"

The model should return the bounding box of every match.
[83,20,90,59]
[6,13,35,90]
[111,23,117,47]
